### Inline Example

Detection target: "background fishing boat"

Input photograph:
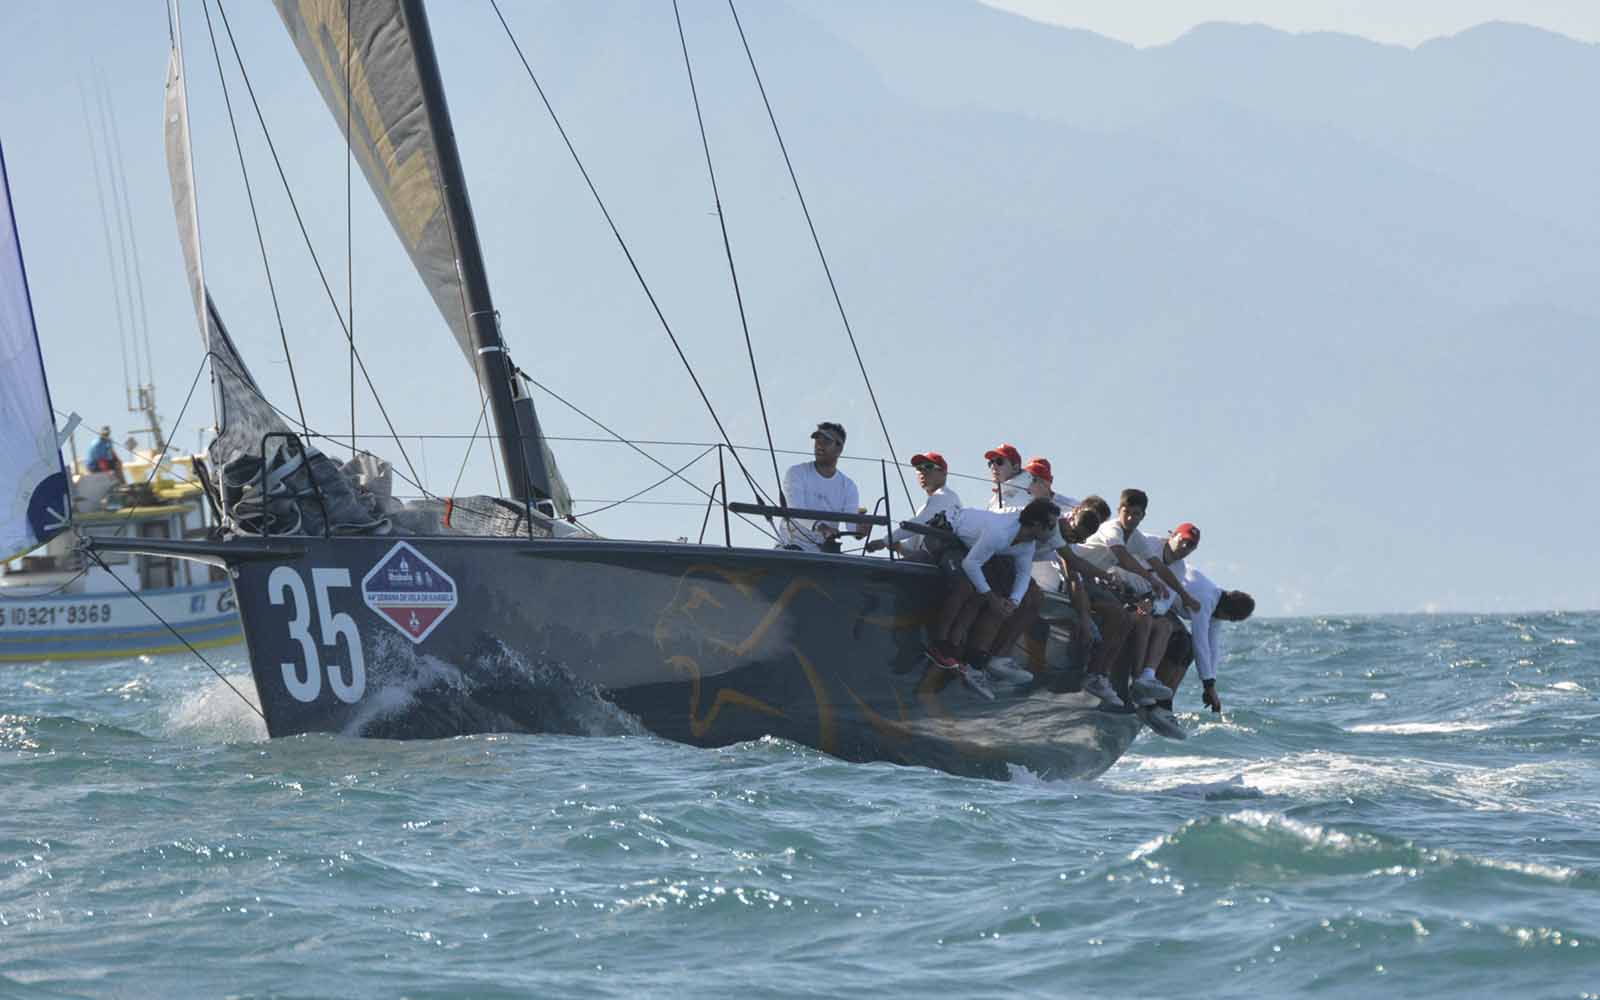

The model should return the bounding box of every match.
[0,445,239,663]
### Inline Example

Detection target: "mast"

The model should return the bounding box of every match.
[399,0,551,507]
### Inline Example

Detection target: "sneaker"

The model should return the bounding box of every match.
[1140,706,1188,741]
[956,663,997,701]
[925,644,961,670]
[983,656,1034,686]
[1131,675,1174,704]
[1082,672,1123,707]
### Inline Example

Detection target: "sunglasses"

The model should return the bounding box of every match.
[914,463,942,473]
[986,457,1007,467]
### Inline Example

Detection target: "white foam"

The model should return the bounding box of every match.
[1347,720,1498,735]
[166,672,268,742]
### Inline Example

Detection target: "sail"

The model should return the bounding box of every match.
[0,143,71,563]
[272,0,570,513]
[164,41,289,470]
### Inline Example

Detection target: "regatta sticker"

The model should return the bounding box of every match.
[360,542,457,644]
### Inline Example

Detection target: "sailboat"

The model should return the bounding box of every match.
[0,144,238,663]
[86,0,1141,780]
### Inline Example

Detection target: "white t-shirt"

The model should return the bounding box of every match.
[1073,518,1131,575]
[888,485,961,549]
[1176,564,1225,681]
[777,461,860,551]
[987,472,1032,513]
[950,508,1034,604]
[1032,494,1082,563]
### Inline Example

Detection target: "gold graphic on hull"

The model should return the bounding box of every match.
[654,562,939,753]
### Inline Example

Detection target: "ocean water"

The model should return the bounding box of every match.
[2,613,1597,998]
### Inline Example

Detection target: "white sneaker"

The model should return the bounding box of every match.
[1141,706,1188,741]
[983,656,1034,685]
[1131,675,1174,703]
[1082,672,1123,707]
[956,663,997,701]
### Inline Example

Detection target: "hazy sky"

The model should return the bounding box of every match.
[982,0,1600,47]
[1,2,1595,617]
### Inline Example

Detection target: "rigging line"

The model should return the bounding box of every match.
[197,0,307,434]
[486,0,775,509]
[100,72,159,403]
[572,445,715,518]
[201,348,445,506]
[670,0,783,505]
[448,390,491,500]
[519,372,779,542]
[212,0,424,490]
[108,353,212,540]
[78,82,133,413]
[345,0,355,458]
[83,550,267,723]
[726,1,915,510]
[89,77,145,406]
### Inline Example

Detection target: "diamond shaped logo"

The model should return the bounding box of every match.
[361,542,457,644]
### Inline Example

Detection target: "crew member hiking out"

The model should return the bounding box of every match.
[926,498,1060,697]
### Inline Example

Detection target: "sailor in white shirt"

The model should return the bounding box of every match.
[983,443,1030,513]
[776,421,861,552]
[1021,457,1081,592]
[866,451,960,561]
[1161,565,1255,716]
[927,500,1060,669]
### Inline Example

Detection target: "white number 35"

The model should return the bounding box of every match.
[268,567,367,704]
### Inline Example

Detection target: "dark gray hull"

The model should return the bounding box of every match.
[111,534,1141,780]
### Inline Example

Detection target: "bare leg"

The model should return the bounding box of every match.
[935,578,978,646]
[1118,610,1152,692]
[987,581,1042,656]
[1144,617,1174,673]
[1087,597,1130,675]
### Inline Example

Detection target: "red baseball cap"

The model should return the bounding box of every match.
[908,451,948,470]
[1023,457,1053,482]
[983,443,1022,466]
[1174,522,1200,544]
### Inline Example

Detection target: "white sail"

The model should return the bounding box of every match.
[165,32,288,470]
[0,143,70,562]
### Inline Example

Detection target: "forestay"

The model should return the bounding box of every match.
[0,143,70,563]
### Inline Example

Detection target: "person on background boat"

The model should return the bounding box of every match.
[866,451,960,561]
[984,443,1030,513]
[87,425,123,481]
[777,421,862,553]
[1149,566,1255,732]
[927,499,1060,691]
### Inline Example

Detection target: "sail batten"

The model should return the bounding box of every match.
[0,142,71,563]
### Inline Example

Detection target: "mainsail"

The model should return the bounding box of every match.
[272,0,570,514]
[163,42,290,471]
[0,142,71,563]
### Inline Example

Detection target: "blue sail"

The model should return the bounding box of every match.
[0,141,70,563]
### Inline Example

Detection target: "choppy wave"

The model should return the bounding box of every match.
[3,613,1600,997]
